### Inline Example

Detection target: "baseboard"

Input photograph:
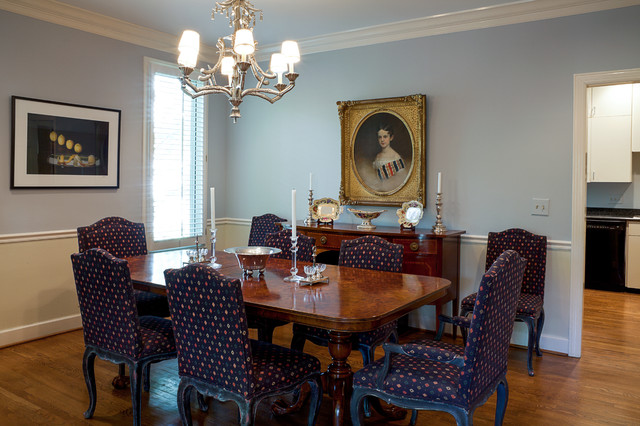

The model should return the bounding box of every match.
[0,314,82,349]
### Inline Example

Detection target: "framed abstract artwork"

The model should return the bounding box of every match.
[11,96,121,188]
[338,94,426,206]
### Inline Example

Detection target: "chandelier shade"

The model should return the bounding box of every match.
[177,0,300,122]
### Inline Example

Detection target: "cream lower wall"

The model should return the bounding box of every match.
[0,221,573,355]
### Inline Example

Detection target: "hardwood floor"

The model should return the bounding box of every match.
[1,289,639,425]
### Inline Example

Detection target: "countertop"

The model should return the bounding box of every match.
[587,208,640,221]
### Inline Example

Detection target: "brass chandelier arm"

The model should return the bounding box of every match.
[242,83,295,104]
[180,78,233,98]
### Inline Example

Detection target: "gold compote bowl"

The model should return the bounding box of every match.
[347,208,386,230]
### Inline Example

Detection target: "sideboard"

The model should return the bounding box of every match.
[296,222,465,333]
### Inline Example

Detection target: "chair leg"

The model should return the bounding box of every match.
[523,317,536,376]
[197,392,209,412]
[177,380,193,426]
[535,309,545,357]
[435,319,446,341]
[113,363,129,389]
[307,376,322,426]
[130,362,143,426]
[291,333,307,352]
[495,378,509,425]
[349,389,366,426]
[410,409,418,425]
[238,400,254,426]
[257,324,275,343]
[82,348,97,419]
[143,363,151,392]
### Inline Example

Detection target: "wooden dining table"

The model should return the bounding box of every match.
[126,249,451,426]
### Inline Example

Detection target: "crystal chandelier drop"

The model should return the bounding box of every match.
[177,0,300,122]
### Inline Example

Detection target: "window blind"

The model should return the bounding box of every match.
[145,59,206,243]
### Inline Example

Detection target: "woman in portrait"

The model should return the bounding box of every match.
[353,112,412,194]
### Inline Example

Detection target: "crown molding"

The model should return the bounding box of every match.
[1,0,639,62]
[259,0,640,57]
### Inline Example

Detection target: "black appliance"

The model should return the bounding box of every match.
[585,219,626,291]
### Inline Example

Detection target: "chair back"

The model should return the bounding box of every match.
[265,229,316,262]
[460,249,525,406]
[485,228,547,299]
[339,235,403,272]
[77,216,148,258]
[71,248,142,358]
[248,213,286,246]
[164,265,255,398]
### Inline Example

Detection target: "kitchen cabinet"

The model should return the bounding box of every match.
[626,221,640,289]
[632,83,640,152]
[587,84,633,183]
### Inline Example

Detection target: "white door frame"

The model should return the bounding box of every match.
[570,67,640,357]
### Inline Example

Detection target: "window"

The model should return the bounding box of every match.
[144,58,206,248]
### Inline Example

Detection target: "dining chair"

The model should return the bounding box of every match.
[70,248,177,426]
[459,228,547,376]
[77,216,171,388]
[164,264,323,426]
[245,229,317,343]
[248,213,286,246]
[291,234,403,365]
[351,249,526,426]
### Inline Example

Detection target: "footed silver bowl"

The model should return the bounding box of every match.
[224,246,281,276]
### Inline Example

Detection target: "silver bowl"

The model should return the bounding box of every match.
[223,246,282,276]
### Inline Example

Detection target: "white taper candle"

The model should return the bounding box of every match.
[437,172,442,193]
[210,187,216,230]
[291,189,297,236]
[309,172,313,191]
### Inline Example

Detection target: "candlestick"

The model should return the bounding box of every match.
[304,189,316,225]
[432,192,447,234]
[209,227,222,269]
[210,187,216,230]
[284,235,304,282]
[291,189,297,236]
[437,172,442,194]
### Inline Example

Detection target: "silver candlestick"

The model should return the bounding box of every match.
[432,192,447,234]
[209,228,222,269]
[304,189,316,225]
[284,235,304,281]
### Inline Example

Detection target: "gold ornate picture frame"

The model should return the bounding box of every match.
[338,94,426,206]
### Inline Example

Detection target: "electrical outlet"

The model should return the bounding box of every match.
[532,198,549,216]
[609,195,622,204]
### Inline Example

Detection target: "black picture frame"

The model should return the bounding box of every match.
[11,96,121,189]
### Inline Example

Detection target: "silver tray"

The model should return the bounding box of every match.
[298,275,329,286]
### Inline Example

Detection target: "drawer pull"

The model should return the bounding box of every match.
[320,236,328,245]
[409,242,419,252]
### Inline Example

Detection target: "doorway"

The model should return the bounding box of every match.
[571,68,640,357]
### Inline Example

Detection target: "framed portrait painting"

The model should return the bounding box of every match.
[338,94,426,206]
[11,96,121,189]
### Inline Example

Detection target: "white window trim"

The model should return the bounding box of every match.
[142,56,208,251]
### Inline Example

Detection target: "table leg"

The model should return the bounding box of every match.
[327,331,353,426]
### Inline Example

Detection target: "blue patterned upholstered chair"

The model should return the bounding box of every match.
[265,228,315,262]
[71,248,176,426]
[164,264,322,426]
[291,235,403,365]
[248,213,286,247]
[77,216,170,318]
[245,229,317,343]
[351,250,526,426]
[459,228,547,376]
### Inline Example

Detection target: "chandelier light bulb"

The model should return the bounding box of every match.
[281,40,300,73]
[233,29,255,57]
[221,56,236,76]
[178,30,200,68]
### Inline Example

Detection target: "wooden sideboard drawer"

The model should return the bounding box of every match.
[305,232,355,249]
[392,238,438,255]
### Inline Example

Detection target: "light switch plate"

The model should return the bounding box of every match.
[532,198,549,216]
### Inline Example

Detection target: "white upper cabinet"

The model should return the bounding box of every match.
[632,83,640,152]
[587,84,633,183]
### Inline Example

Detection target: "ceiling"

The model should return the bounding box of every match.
[48,0,522,46]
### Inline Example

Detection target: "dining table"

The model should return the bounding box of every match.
[126,248,451,426]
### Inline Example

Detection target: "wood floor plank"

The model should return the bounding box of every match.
[0,289,639,424]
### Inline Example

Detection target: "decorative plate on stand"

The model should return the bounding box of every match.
[396,200,424,229]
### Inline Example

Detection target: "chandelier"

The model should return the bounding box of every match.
[177,0,300,122]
